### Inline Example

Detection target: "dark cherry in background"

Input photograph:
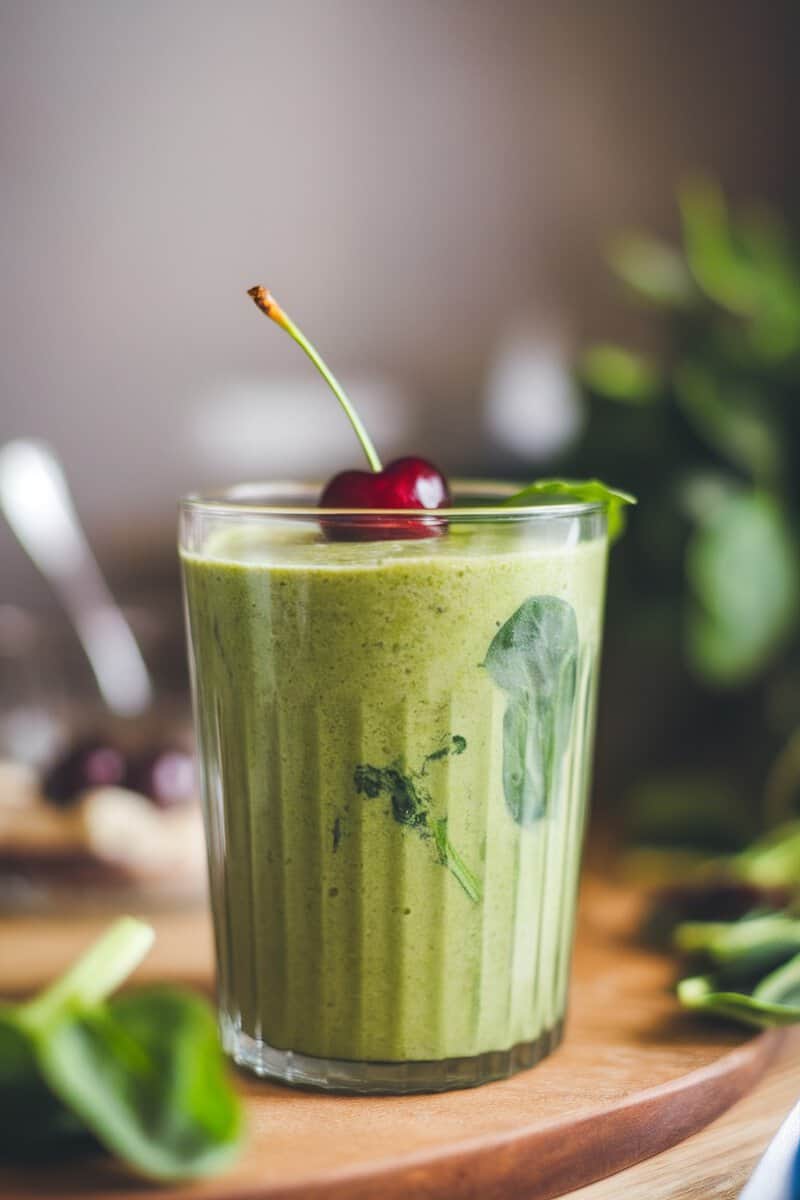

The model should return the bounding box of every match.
[127,748,196,809]
[319,456,451,541]
[44,739,196,808]
[44,739,128,805]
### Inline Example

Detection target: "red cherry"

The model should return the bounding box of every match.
[319,457,451,541]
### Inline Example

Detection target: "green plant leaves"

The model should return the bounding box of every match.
[484,596,579,825]
[685,490,799,686]
[679,177,759,316]
[505,478,636,543]
[753,954,800,1006]
[38,990,243,1182]
[679,177,800,361]
[732,821,800,889]
[677,971,800,1028]
[675,911,800,1027]
[354,740,482,902]
[0,1012,89,1161]
[673,363,781,484]
[607,233,696,308]
[0,920,243,1180]
[675,905,800,1028]
[675,913,800,982]
[579,344,662,403]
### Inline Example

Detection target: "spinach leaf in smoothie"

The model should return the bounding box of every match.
[432,817,482,904]
[485,596,579,825]
[353,736,482,903]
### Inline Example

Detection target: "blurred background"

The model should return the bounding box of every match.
[1,0,798,865]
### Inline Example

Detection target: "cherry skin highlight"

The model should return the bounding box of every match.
[319,457,451,541]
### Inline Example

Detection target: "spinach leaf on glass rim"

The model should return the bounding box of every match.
[504,478,636,544]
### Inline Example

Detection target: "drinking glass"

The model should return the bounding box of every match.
[180,482,608,1093]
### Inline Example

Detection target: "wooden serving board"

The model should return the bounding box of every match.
[0,877,782,1200]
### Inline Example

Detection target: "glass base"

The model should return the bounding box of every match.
[222,1016,564,1094]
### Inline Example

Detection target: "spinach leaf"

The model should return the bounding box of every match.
[353,736,482,903]
[39,989,242,1181]
[0,1011,90,1162]
[484,596,579,825]
[675,911,800,1028]
[432,818,482,904]
[675,914,800,987]
[754,954,800,1007]
[504,478,636,543]
[0,918,243,1180]
[677,970,800,1029]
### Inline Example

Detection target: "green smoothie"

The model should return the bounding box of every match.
[182,517,607,1074]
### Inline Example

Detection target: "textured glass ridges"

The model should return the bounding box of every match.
[221,1015,565,1094]
[197,647,596,1087]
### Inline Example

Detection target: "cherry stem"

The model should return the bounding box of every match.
[247,286,383,473]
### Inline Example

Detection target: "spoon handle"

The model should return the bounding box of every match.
[0,439,153,718]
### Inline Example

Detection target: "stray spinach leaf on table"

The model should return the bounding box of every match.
[670,854,800,1029]
[0,917,242,1180]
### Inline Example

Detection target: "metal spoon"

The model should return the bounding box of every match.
[0,438,153,718]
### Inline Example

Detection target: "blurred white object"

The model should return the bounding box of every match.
[0,760,38,809]
[81,786,206,879]
[740,1096,800,1198]
[486,328,583,461]
[0,440,153,718]
[0,606,63,764]
[193,374,416,476]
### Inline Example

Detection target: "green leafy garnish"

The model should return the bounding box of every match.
[484,596,579,825]
[0,918,242,1180]
[504,478,636,543]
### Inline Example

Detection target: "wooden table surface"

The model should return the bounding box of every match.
[0,878,794,1199]
[569,1027,800,1199]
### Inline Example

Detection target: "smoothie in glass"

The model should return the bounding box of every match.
[180,284,628,1092]
[181,488,607,1091]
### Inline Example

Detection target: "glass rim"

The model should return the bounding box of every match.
[180,479,605,521]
